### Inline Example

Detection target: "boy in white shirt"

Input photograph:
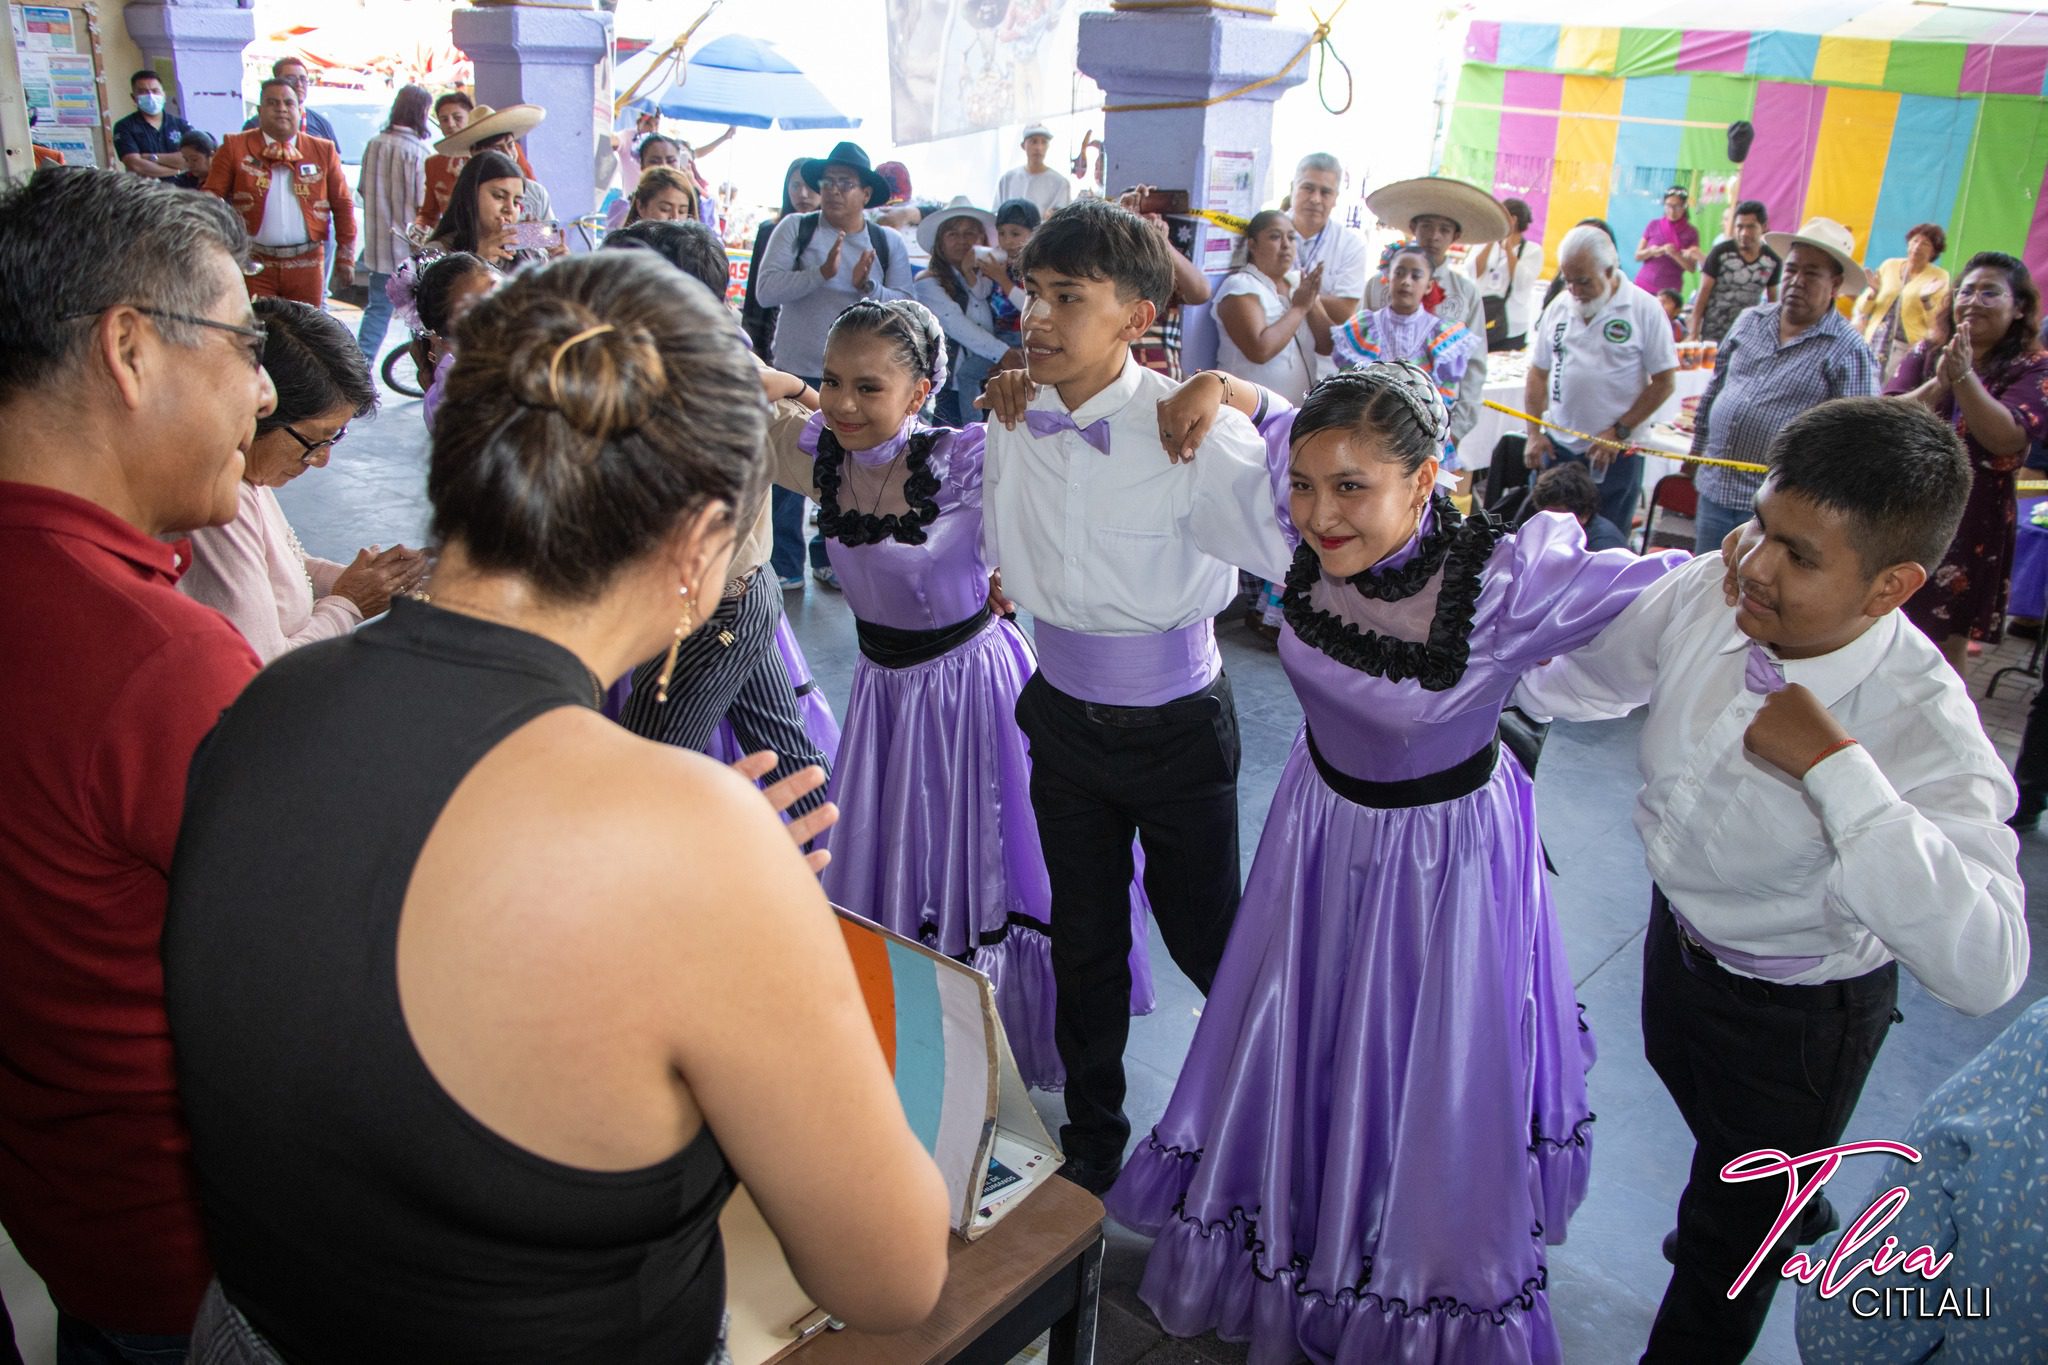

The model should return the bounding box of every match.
[984,199,1291,1193]
[1513,396,2029,1362]
[995,124,1072,217]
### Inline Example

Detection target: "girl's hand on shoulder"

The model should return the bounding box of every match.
[974,368,1039,428]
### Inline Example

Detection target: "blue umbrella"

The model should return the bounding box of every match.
[615,34,860,130]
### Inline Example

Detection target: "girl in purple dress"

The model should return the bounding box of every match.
[762,299,1150,1090]
[1107,363,1685,1365]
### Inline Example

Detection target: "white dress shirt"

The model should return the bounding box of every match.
[981,356,1292,636]
[255,137,303,247]
[1512,555,2028,1014]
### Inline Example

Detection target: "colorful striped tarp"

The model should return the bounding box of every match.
[1444,3,2048,282]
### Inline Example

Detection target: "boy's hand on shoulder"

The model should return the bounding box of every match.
[1744,684,1851,780]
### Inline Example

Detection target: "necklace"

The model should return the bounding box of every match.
[858,440,911,519]
[415,594,604,708]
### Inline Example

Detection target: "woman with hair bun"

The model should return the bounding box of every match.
[1091,362,1684,1364]
[759,297,1152,1091]
[165,251,950,1364]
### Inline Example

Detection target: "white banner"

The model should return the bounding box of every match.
[887,0,1099,146]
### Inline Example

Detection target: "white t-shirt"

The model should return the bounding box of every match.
[1214,268,1315,405]
[1529,277,1679,448]
[996,165,1072,215]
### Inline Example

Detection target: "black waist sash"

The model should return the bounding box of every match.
[1305,726,1499,809]
[855,604,993,669]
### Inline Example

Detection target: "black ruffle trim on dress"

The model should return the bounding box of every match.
[1529,1113,1596,1153]
[1281,492,1506,692]
[813,426,944,547]
[1135,1133,1549,1322]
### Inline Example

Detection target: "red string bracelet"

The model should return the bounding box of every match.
[1806,737,1860,775]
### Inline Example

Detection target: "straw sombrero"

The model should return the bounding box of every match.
[1364,177,1511,243]
[917,196,997,254]
[1765,217,1869,295]
[434,104,546,157]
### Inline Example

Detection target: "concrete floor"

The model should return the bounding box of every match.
[5,364,2044,1365]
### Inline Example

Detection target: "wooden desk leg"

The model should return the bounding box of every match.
[1048,1233,1104,1365]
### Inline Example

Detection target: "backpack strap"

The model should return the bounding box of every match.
[791,211,820,262]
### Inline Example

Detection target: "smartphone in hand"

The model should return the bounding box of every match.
[511,220,561,252]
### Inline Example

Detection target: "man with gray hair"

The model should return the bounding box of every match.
[0,167,273,1358]
[1524,222,1679,532]
[1287,152,1368,341]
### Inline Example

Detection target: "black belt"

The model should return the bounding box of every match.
[855,605,992,669]
[1036,671,1228,728]
[1653,887,1897,1010]
[1306,726,1498,809]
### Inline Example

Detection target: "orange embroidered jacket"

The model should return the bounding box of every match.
[202,129,357,254]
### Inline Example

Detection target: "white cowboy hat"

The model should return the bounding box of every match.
[434,104,546,157]
[1764,217,1869,295]
[1364,176,1511,244]
[917,196,997,254]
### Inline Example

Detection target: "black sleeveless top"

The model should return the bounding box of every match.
[164,600,736,1364]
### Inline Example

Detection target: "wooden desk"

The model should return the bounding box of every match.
[791,1176,1105,1365]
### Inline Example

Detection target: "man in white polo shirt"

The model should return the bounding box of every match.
[1286,152,1368,377]
[1524,222,1679,532]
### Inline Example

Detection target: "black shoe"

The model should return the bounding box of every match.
[1057,1154,1123,1197]
[1661,1196,1838,1266]
[2010,785,2046,831]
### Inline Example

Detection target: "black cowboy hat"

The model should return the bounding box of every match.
[800,142,892,203]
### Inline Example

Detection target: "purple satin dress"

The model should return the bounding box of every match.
[1106,452,1684,1363]
[791,414,1153,1090]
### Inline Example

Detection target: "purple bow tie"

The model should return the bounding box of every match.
[1745,642,1787,695]
[1023,408,1114,456]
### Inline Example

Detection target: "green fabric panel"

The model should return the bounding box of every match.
[1882,41,1966,97]
[1953,96,2048,264]
[1616,28,1682,78]
[1680,73,1756,174]
[1442,64,1505,183]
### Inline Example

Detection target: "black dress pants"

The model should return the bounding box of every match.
[1640,889,1898,1363]
[1014,670,1243,1166]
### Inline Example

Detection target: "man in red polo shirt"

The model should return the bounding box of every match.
[0,167,272,1360]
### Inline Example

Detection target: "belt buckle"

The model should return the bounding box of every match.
[1678,924,1717,964]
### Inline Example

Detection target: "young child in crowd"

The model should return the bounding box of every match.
[170,131,215,190]
[1512,396,2029,1360]
[1658,287,1686,340]
[1333,242,1480,470]
[399,251,496,428]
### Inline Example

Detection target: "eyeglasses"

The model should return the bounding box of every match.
[58,305,267,370]
[280,423,347,461]
[818,175,864,193]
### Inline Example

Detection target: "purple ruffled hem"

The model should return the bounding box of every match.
[1109,1139,1563,1365]
[972,902,1157,1094]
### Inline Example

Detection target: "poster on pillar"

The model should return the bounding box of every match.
[886,0,1100,145]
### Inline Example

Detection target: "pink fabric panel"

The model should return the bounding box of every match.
[1740,82,1826,230]
[1961,41,2048,94]
[1495,70,1562,238]
[1677,30,1751,74]
[1467,20,1501,64]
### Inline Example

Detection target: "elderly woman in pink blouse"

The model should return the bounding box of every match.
[180,298,427,661]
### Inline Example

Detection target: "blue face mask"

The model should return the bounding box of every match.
[135,92,164,116]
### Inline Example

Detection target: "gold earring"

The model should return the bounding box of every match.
[655,587,694,704]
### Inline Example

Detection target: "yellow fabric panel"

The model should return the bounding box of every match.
[1556,25,1622,74]
[1813,36,1892,87]
[1803,86,1900,261]
[1547,76,1623,262]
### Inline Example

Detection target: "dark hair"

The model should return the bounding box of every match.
[130,70,160,89]
[258,77,298,105]
[1931,251,2044,381]
[0,166,250,405]
[1907,222,1948,261]
[1290,368,1443,476]
[1658,288,1683,308]
[1017,199,1172,310]
[431,149,523,253]
[180,130,217,158]
[1733,199,1768,227]
[605,219,730,298]
[1767,397,1971,573]
[413,252,493,337]
[386,83,433,139]
[250,297,377,435]
[637,134,683,163]
[1502,197,1531,233]
[624,165,698,226]
[995,197,1041,231]
[827,298,948,391]
[430,252,768,601]
[1531,461,1600,523]
[433,91,473,117]
[778,157,810,219]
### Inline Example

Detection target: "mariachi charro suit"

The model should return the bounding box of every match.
[202,129,357,307]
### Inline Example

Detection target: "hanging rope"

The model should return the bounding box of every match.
[612,0,722,120]
[1101,0,1352,115]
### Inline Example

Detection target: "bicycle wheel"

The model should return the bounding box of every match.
[381,343,424,399]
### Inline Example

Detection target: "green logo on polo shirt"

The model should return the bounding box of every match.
[1603,318,1633,344]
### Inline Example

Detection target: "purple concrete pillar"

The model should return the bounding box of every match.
[453,0,609,248]
[124,0,257,140]
[1078,9,1310,371]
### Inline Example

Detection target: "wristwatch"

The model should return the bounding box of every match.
[1611,421,1633,442]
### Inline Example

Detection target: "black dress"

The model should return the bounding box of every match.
[165,600,735,1364]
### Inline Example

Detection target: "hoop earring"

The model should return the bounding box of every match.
[655,586,694,704]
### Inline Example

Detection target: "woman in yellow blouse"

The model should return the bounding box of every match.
[1855,222,1951,381]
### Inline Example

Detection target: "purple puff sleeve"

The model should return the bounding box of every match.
[1492,510,1690,673]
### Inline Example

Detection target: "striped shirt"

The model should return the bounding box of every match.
[1691,303,1875,511]
[356,127,430,276]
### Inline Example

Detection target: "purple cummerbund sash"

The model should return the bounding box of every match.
[1674,909,1828,982]
[1033,619,1221,708]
